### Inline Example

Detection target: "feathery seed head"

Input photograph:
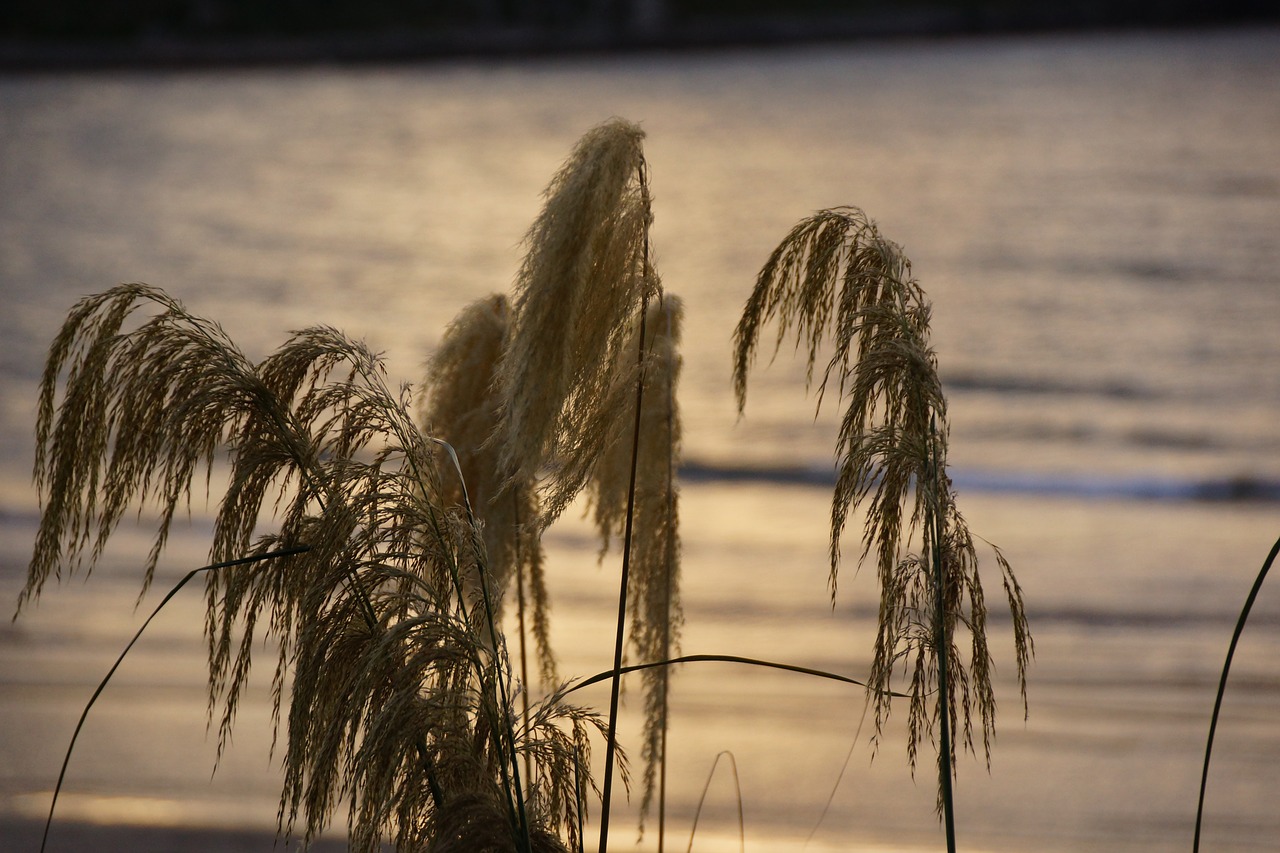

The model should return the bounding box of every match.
[421,294,517,589]
[24,283,565,851]
[734,207,1032,803]
[497,118,657,522]
[420,293,557,685]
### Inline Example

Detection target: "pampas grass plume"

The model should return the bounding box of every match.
[733,206,1032,803]
[497,117,657,526]
[419,293,557,685]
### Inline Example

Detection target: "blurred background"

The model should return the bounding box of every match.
[2,0,1278,66]
[2,5,1280,852]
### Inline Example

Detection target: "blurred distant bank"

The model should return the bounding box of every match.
[2,0,1278,69]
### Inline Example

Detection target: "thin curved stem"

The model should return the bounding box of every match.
[1193,532,1280,852]
[565,653,890,695]
[685,751,744,853]
[39,546,311,853]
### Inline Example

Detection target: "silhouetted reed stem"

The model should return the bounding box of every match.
[598,295,650,853]
[1194,532,1280,852]
[929,419,957,853]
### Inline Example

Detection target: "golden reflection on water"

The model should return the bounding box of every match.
[3,481,1280,849]
[9,792,256,829]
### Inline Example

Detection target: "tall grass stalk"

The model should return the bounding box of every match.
[484,117,673,851]
[420,117,677,847]
[597,294,648,853]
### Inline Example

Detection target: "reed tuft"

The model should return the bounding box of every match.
[20,122,1041,853]
[22,283,599,852]
[420,293,556,685]
[733,206,1032,810]
[496,116,659,527]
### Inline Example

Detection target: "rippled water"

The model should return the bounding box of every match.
[2,25,1280,852]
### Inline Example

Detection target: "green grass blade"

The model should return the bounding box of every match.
[39,545,310,853]
[1193,532,1280,852]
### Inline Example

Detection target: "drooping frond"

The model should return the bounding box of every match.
[26,282,274,606]
[420,294,556,685]
[519,694,625,853]
[733,207,1032,801]
[496,117,659,527]
[586,295,684,831]
[734,207,940,593]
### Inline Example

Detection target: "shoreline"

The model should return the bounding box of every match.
[2,10,1277,73]
[0,815,349,852]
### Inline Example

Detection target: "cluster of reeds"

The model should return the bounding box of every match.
[19,118,1032,853]
[22,281,597,852]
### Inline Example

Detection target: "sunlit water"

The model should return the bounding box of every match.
[2,25,1280,852]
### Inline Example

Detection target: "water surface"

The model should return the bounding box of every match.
[2,25,1279,851]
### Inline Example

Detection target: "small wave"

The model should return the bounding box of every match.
[679,460,1280,503]
[1022,605,1280,632]
[951,469,1280,503]
[680,461,837,487]
[941,370,1151,400]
